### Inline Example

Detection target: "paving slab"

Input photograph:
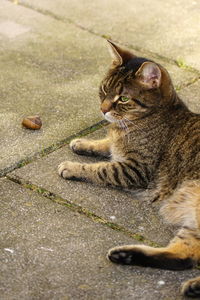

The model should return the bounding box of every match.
[0,1,108,175]
[19,0,200,71]
[179,79,200,113]
[0,1,198,176]
[10,79,200,247]
[1,177,199,300]
[1,1,200,300]
[9,127,174,246]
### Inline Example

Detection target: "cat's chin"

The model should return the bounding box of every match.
[103,112,119,123]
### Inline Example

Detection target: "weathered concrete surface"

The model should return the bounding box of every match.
[1,0,200,299]
[10,128,174,246]
[0,0,198,176]
[0,1,106,174]
[179,80,200,113]
[1,177,199,300]
[9,75,200,246]
[20,0,200,71]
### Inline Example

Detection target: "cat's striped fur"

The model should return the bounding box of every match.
[58,41,200,297]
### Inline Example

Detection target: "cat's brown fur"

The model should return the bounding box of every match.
[58,41,200,297]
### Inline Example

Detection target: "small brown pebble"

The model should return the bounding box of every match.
[22,115,42,130]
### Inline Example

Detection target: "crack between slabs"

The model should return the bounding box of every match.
[10,0,200,76]
[0,120,108,178]
[175,75,200,91]
[7,173,159,248]
[7,173,200,270]
[2,3,198,175]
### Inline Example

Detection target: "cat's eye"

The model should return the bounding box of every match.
[120,96,130,102]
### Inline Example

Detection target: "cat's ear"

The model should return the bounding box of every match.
[136,62,161,89]
[107,40,135,66]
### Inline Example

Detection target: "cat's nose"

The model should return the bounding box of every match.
[101,100,112,114]
[101,108,110,115]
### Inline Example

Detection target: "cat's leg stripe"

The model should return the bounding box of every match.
[124,162,147,186]
[97,170,104,182]
[112,165,122,186]
[144,165,152,181]
[102,168,108,178]
[120,163,137,185]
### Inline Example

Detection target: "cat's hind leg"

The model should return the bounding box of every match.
[107,226,198,270]
[70,138,111,158]
[181,276,200,298]
[108,181,200,297]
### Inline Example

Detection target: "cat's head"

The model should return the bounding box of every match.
[99,40,175,124]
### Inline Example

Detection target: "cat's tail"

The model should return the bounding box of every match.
[108,181,200,297]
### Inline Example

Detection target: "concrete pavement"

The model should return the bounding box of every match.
[1,0,200,299]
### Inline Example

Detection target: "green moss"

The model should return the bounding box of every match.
[7,175,159,247]
[176,58,188,69]
[1,120,108,178]
[175,75,200,91]
[176,58,200,76]
[101,34,112,40]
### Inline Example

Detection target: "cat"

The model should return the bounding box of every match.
[58,40,200,298]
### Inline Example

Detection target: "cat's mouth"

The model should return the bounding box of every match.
[103,111,121,123]
[102,112,134,131]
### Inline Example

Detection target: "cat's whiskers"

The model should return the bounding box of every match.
[118,119,130,144]
[123,117,142,131]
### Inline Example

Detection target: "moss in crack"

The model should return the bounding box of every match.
[12,0,200,77]
[176,58,200,76]
[7,174,159,247]
[101,34,112,40]
[0,120,108,178]
[175,75,200,91]
[176,58,189,69]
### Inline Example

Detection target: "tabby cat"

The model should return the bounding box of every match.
[58,40,200,297]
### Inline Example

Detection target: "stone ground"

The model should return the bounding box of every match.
[0,0,200,299]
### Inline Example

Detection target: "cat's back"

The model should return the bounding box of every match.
[169,110,200,156]
[160,109,200,181]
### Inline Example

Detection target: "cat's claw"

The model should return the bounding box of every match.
[58,161,77,179]
[70,138,81,151]
[70,138,94,156]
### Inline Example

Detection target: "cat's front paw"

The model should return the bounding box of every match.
[58,161,80,179]
[70,138,88,155]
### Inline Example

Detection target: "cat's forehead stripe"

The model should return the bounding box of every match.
[102,84,106,95]
[114,95,120,102]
